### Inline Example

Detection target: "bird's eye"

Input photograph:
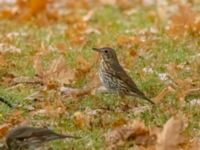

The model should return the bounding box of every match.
[104,50,108,53]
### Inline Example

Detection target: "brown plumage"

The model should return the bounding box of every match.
[93,47,154,104]
[5,126,80,150]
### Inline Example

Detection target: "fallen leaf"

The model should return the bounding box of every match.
[0,110,24,138]
[73,111,91,128]
[75,55,92,78]
[33,54,44,77]
[33,55,77,85]
[0,9,13,19]
[105,120,156,149]
[28,0,48,15]
[0,55,7,66]
[112,117,127,128]
[128,49,138,58]
[46,55,66,77]
[0,123,11,138]
[116,0,133,10]
[153,87,170,103]
[187,140,200,150]
[156,116,185,150]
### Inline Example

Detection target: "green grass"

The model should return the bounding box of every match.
[0,3,200,150]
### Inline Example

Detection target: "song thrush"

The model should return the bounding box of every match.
[93,47,154,104]
[5,126,80,150]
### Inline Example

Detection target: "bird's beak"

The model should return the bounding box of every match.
[92,47,101,52]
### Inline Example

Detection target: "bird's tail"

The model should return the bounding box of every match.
[0,97,13,108]
[50,133,80,140]
[141,95,155,105]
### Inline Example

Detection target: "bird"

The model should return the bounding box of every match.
[4,126,80,150]
[92,47,154,104]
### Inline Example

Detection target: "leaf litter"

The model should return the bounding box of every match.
[0,0,200,149]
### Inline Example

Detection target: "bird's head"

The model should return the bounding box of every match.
[92,47,118,63]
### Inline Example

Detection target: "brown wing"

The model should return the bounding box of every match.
[110,62,154,104]
[7,127,34,139]
[31,128,80,139]
[111,63,146,95]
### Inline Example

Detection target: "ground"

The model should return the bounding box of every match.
[0,0,200,150]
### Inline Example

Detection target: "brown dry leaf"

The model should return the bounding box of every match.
[105,120,156,149]
[61,72,100,98]
[116,0,133,10]
[0,55,7,66]
[153,86,170,103]
[65,0,90,10]
[83,10,94,22]
[168,76,199,103]
[156,0,168,21]
[83,74,101,95]
[6,110,24,125]
[0,9,13,19]
[33,54,44,77]
[135,145,156,150]
[166,63,192,102]
[166,63,179,78]
[73,111,92,128]
[59,69,76,85]
[33,55,76,85]
[128,49,138,58]
[42,101,66,118]
[46,55,66,77]
[55,42,67,55]
[0,123,11,138]
[16,0,27,8]
[46,56,74,84]
[112,117,127,128]
[75,55,92,78]
[166,3,200,38]
[187,140,200,150]
[1,73,15,86]
[175,78,192,102]
[156,116,186,150]
[117,35,134,47]
[66,18,88,46]
[0,110,24,138]
[28,0,48,15]
[28,101,66,121]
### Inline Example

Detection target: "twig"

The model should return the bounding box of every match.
[0,97,13,108]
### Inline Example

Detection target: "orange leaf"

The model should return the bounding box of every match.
[128,49,138,58]
[0,9,13,19]
[28,0,48,15]
[0,123,11,138]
